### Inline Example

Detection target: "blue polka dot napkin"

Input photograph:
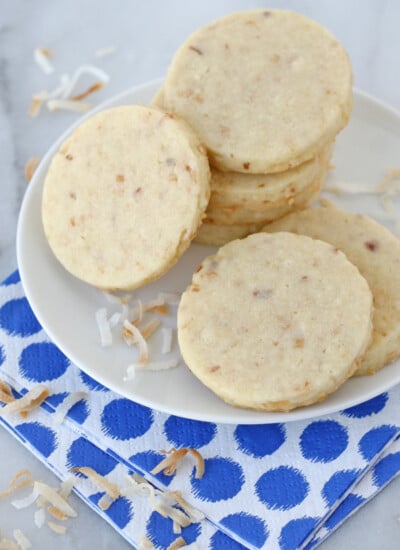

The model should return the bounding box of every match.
[1,271,400,549]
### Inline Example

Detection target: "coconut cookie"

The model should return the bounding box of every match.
[178,233,373,411]
[42,105,210,290]
[208,146,332,211]
[264,205,400,375]
[205,176,322,225]
[163,9,352,173]
[194,221,264,246]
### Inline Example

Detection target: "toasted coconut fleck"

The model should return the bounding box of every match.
[28,97,44,117]
[168,491,205,523]
[59,477,75,500]
[122,320,148,364]
[138,535,154,550]
[34,508,46,528]
[0,380,15,405]
[98,493,114,511]
[151,448,205,479]
[173,520,182,534]
[72,467,119,500]
[167,537,187,550]
[47,99,92,113]
[24,157,40,182]
[47,505,67,521]
[54,392,88,424]
[13,529,31,550]
[47,522,67,535]
[34,47,54,74]
[124,359,180,381]
[141,319,161,340]
[0,386,49,418]
[71,81,104,101]
[0,469,32,499]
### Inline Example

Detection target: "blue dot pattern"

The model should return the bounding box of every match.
[146,511,201,548]
[234,423,286,457]
[19,342,69,382]
[220,513,268,547]
[16,422,57,458]
[67,437,116,475]
[0,298,41,337]
[322,470,361,507]
[300,421,348,463]
[279,517,319,550]
[256,466,309,510]
[164,415,217,448]
[342,393,388,418]
[358,425,398,461]
[1,276,400,549]
[191,457,244,502]
[1,270,20,286]
[101,399,153,440]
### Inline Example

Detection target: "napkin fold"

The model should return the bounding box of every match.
[1,271,400,550]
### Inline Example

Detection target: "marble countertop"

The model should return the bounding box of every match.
[1,1,399,548]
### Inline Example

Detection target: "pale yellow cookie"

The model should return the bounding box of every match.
[208,145,332,211]
[194,221,263,246]
[178,233,373,411]
[264,205,400,375]
[42,105,210,290]
[163,9,352,173]
[205,177,322,225]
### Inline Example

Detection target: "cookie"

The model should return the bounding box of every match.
[178,233,373,411]
[208,145,332,212]
[264,205,400,375]
[163,9,352,173]
[42,105,210,290]
[194,221,263,246]
[205,176,322,225]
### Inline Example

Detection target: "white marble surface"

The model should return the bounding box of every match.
[0,0,400,548]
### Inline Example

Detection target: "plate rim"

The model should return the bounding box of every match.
[16,81,400,424]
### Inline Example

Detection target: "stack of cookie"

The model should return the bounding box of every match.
[155,9,353,245]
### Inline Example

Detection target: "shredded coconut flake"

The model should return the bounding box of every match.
[24,157,40,182]
[141,319,161,340]
[34,508,46,528]
[0,469,32,499]
[0,385,49,418]
[124,358,180,381]
[161,328,173,354]
[33,481,77,518]
[0,539,19,550]
[98,493,114,511]
[47,505,67,521]
[11,488,38,510]
[34,47,54,74]
[122,320,148,364]
[324,182,381,195]
[72,467,119,499]
[108,312,122,328]
[0,379,15,405]
[167,538,187,550]
[59,477,75,500]
[47,99,92,113]
[60,65,109,99]
[138,536,154,550]
[151,448,205,479]
[96,308,113,347]
[13,530,31,550]
[54,392,88,424]
[72,81,104,101]
[47,522,67,535]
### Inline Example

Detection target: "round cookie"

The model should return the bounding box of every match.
[178,233,373,411]
[163,9,352,173]
[208,145,332,211]
[205,176,322,225]
[264,205,400,375]
[194,221,263,246]
[42,105,210,290]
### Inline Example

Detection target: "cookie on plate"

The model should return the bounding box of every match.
[42,105,210,291]
[163,9,352,173]
[264,204,400,375]
[178,232,373,411]
[205,175,322,225]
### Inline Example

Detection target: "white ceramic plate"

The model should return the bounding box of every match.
[17,80,400,424]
